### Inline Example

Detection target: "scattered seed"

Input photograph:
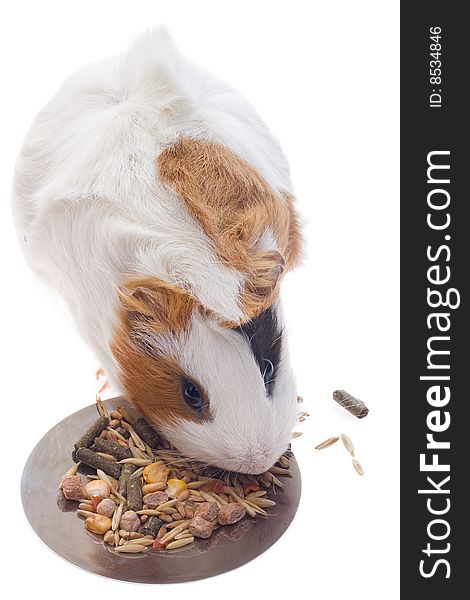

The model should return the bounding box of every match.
[341,433,355,457]
[352,459,364,476]
[315,436,340,450]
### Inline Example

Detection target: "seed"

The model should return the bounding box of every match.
[341,433,355,457]
[96,469,114,487]
[186,480,206,489]
[166,537,194,550]
[64,464,79,477]
[109,419,121,428]
[130,446,149,460]
[229,491,256,518]
[249,498,276,507]
[109,428,127,442]
[79,503,95,512]
[140,515,148,523]
[174,531,194,540]
[160,524,186,545]
[245,490,267,499]
[159,514,173,523]
[110,410,123,420]
[77,509,95,518]
[125,537,154,547]
[352,459,364,476]
[264,471,284,488]
[104,530,115,544]
[128,532,145,540]
[315,436,340,450]
[96,395,108,418]
[118,529,130,539]
[209,492,227,506]
[269,466,291,476]
[243,500,268,515]
[178,490,191,502]
[130,466,145,479]
[96,450,117,461]
[166,478,187,498]
[149,498,179,512]
[175,501,186,518]
[120,421,147,451]
[166,519,189,529]
[142,482,166,495]
[85,514,112,534]
[161,507,177,515]
[136,509,163,516]
[157,526,167,539]
[114,544,147,554]
[84,479,111,499]
[111,490,127,503]
[117,406,135,424]
[118,458,151,466]
[292,431,303,438]
[112,502,124,531]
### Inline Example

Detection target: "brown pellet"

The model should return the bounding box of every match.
[333,390,369,419]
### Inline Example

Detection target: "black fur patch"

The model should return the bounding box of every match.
[233,306,282,395]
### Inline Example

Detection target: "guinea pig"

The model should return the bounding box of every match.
[12,29,303,474]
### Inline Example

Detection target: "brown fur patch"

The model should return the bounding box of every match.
[111,276,211,425]
[157,138,302,322]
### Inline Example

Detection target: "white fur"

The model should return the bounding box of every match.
[137,302,298,474]
[12,29,299,473]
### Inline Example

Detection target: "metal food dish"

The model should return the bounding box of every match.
[21,398,302,584]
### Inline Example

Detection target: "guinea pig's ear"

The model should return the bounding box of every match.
[240,249,285,321]
[117,276,197,333]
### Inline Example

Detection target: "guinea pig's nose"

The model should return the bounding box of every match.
[238,449,273,475]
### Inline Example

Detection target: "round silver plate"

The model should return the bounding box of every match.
[21,398,301,584]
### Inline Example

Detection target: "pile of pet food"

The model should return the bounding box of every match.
[59,398,292,554]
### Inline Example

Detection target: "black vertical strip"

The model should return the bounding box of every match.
[401,3,467,597]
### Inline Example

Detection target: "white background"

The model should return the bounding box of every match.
[0,1,399,597]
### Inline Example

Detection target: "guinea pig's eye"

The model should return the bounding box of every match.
[183,379,204,410]
[262,358,275,384]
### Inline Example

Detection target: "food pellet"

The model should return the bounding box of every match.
[333,389,369,419]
